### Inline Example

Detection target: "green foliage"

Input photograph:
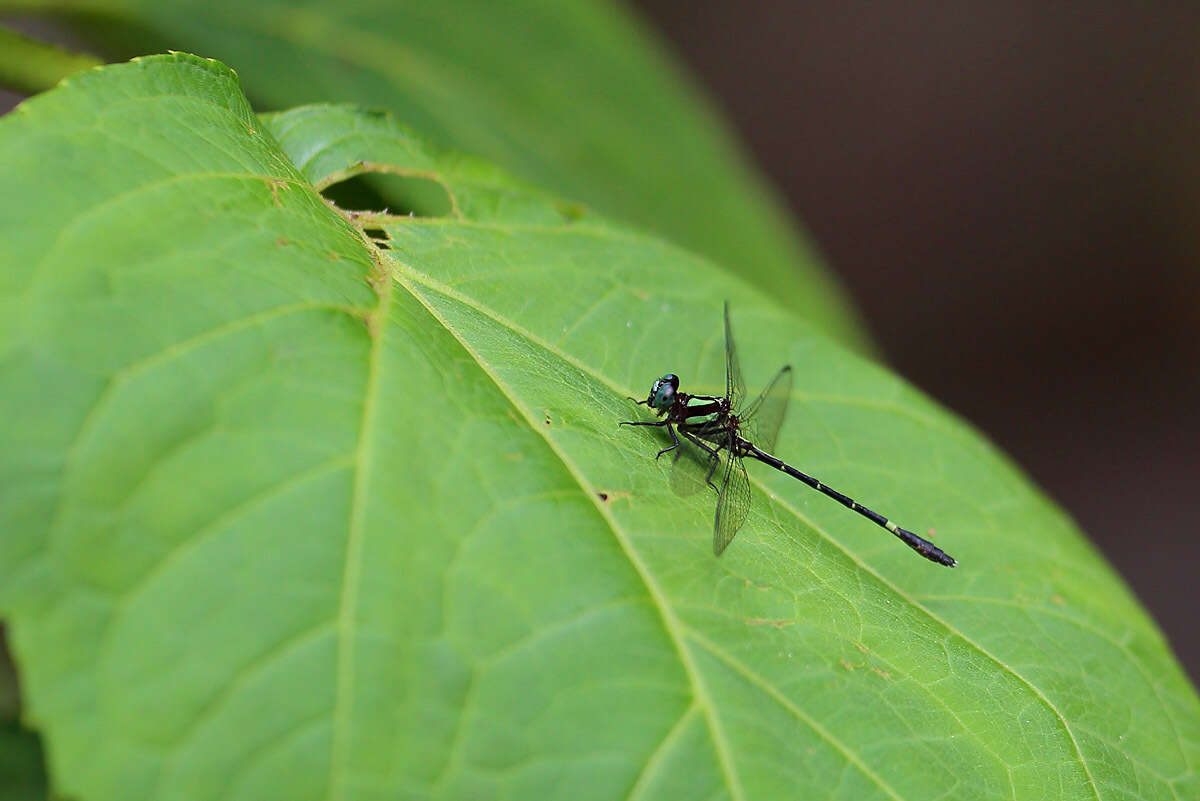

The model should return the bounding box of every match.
[10,0,869,351]
[1,54,1197,801]
[0,26,102,95]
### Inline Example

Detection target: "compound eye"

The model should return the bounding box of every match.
[652,376,676,410]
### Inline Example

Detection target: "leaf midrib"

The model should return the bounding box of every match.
[328,247,393,801]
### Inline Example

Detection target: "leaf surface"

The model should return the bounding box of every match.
[1,54,1197,801]
[16,0,869,350]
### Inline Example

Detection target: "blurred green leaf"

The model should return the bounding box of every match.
[0,25,101,95]
[1,54,1197,801]
[6,0,870,351]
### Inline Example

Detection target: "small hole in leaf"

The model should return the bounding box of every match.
[363,227,390,249]
[322,172,453,217]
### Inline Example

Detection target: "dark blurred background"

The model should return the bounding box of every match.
[632,0,1200,681]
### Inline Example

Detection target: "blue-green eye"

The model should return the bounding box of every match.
[649,374,679,410]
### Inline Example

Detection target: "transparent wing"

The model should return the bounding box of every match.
[669,430,720,498]
[723,301,746,412]
[712,448,752,556]
[741,365,793,454]
[681,417,728,447]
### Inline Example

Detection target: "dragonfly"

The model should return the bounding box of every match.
[621,303,956,566]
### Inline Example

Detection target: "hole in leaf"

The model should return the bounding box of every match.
[362,227,390,249]
[321,172,453,217]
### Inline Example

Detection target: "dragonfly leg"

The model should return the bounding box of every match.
[655,422,681,460]
[702,455,720,494]
[619,418,680,459]
[680,430,722,494]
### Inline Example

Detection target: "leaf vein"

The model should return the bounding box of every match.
[395,262,1108,801]
[686,629,908,801]
[393,272,748,801]
[327,252,393,800]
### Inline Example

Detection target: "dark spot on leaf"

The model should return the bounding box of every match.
[555,200,586,223]
[321,171,453,217]
[597,492,609,502]
[275,237,290,247]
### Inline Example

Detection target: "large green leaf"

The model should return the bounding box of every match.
[2,54,1197,801]
[7,0,869,352]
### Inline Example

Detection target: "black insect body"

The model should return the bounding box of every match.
[622,304,956,565]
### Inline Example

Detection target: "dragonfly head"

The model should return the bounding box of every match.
[645,374,680,413]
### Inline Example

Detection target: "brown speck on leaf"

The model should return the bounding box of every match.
[265,177,287,205]
[597,492,609,502]
[745,618,792,629]
[366,263,390,294]
[1051,594,1065,605]
[275,237,290,247]
[840,658,856,671]
[856,642,870,654]
[740,577,773,591]
[872,666,891,680]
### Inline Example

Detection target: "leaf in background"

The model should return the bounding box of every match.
[11,0,871,352]
[1,54,1197,801]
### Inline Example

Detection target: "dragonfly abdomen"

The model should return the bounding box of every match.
[742,442,956,567]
